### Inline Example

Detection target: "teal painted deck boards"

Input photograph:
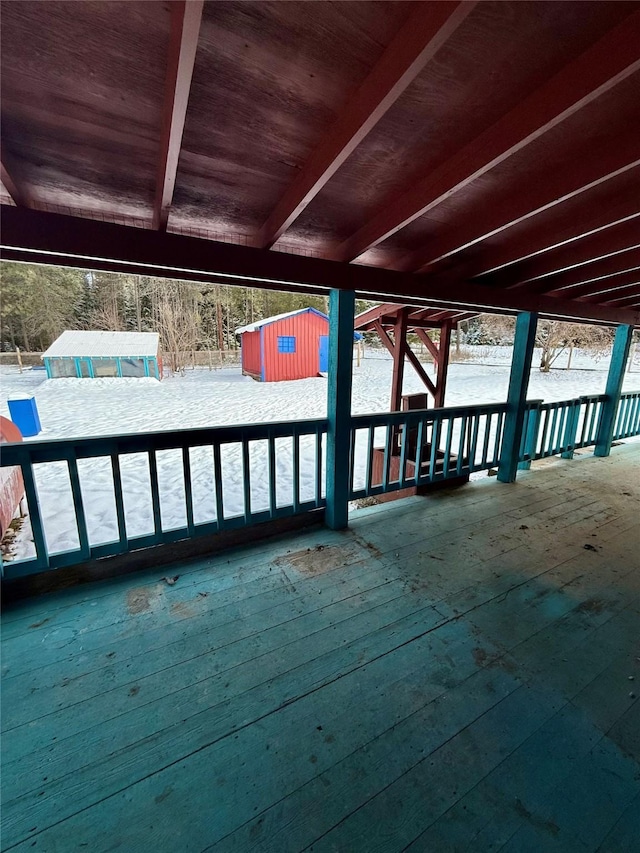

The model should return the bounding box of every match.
[1,444,639,852]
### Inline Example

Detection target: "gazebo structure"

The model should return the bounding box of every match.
[1,2,639,850]
[354,303,476,410]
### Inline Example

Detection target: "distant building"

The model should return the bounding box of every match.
[236,308,361,382]
[42,331,162,379]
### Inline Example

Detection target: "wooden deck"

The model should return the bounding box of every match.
[1,445,639,853]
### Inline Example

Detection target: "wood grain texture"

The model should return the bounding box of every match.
[2,444,639,851]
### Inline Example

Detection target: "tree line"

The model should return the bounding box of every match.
[0,263,351,360]
[1,262,624,373]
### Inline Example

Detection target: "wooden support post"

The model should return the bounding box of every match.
[325,289,355,530]
[498,312,538,483]
[594,324,633,457]
[390,308,409,412]
[434,321,453,408]
[16,346,22,374]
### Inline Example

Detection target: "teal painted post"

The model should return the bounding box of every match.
[594,324,633,457]
[325,289,355,530]
[497,312,538,483]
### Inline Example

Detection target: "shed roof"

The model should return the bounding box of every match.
[236,308,362,340]
[42,331,160,359]
[236,308,327,334]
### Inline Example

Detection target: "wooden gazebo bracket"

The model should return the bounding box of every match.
[357,304,466,411]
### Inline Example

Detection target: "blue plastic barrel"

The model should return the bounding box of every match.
[7,396,42,437]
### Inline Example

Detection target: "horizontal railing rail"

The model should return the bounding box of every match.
[613,391,640,441]
[349,402,508,500]
[1,418,328,579]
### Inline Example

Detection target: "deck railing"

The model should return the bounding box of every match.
[519,394,606,463]
[0,419,327,578]
[1,391,638,580]
[349,402,507,500]
[613,391,640,441]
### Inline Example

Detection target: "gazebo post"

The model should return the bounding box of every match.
[325,289,355,530]
[498,311,538,483]
[594,324,633,457]
[433,321,453,408]
[389,308,409,412]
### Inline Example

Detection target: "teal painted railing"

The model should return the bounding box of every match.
[349,402,508,500]
[612,391,640,441]
[1,392,638,580]
[519,394,607,463]
[0,419,327,579]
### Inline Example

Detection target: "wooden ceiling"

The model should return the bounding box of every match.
[1,1,639,325]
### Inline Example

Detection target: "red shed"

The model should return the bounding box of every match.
[237,308,360,382]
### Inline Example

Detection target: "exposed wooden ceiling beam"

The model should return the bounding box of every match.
[1,154,31,208]
[253,1,476,250]
[494,219,640,290]
[539,259,640,298]
[153,0,204,232]
[2,206,638,326]
[473,192,640,278]
[332,11,640,262]
[600,292,640,307]
[581,282,640,304]
[396,133,640,273]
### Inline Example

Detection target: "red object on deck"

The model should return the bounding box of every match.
[0,416,25,539]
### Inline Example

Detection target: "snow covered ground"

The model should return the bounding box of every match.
[1,346,639,563]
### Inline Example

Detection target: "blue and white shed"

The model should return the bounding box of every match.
[42,331,162,379]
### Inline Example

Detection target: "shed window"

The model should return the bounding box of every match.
[277,336,296,353]
[93,358,118,377]
[49,359,76,378]
[121,358,146,378]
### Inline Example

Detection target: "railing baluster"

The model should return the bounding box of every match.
[212,441,225,528]
[631,395,640,436]
[182,446,195,534]
[443,417,454,475]
[492,411,504,466]
[348,426,356,497]
[481,413,492,467]
[382,424,392,491]
[365,425,375,494]
[456,416,467,475]
[429,418,442,481]
[414,418,425,485]
[468,414,480,470]
[20,455,49,570]
[148,450,162,537]
[67,455,91,559]
[578,400,590,446]
[292,431,300,514]
[111,454,128,549]
[587,401,599,444]
[242,438,252,523]
[539,408,551,456]
[268,432,277,516]
[315,426,323,506]
[622,396,632,437]
[548,406,560,454]
[398,415,410,488]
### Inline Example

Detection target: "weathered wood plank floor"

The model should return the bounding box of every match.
[1,445,639,853]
